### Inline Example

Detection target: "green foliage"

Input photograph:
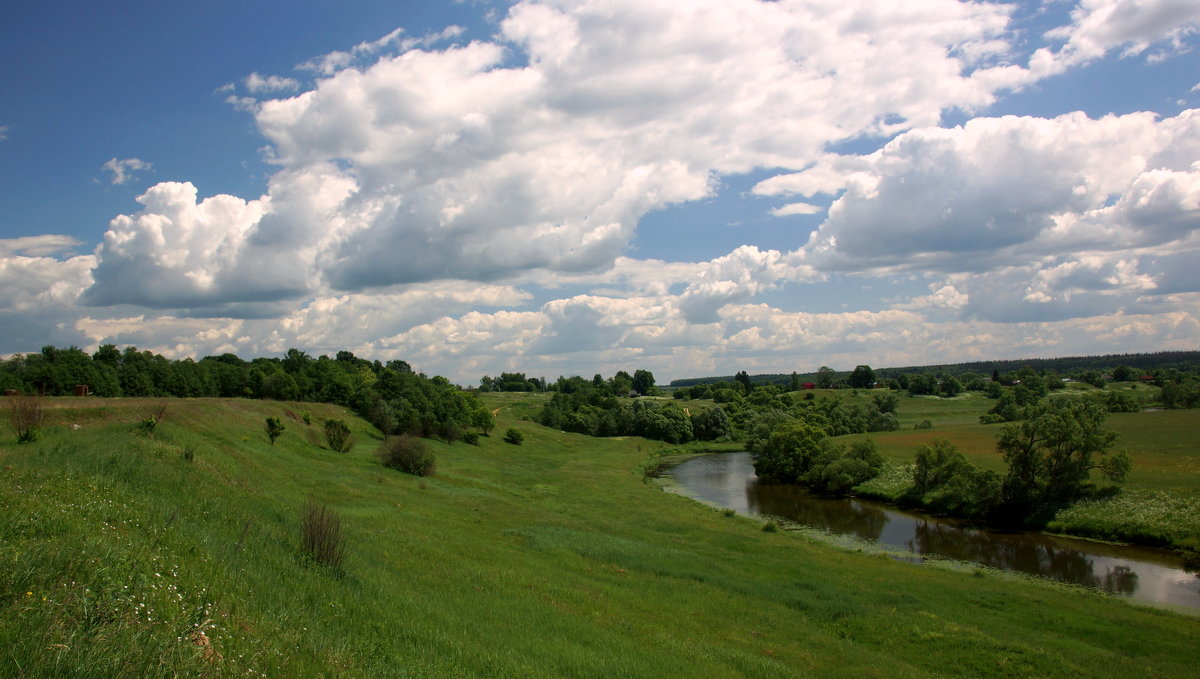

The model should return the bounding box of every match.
[690,406,732,441]
[299,500,345,572]
[997,398,1127,523]
[462,431,480,446]
[907,439,1001,519]
[751,420,825,483]
[804,438,885,495]
[632,369,656,396]
[914,419,934,430]
[503,427,524,445]
[848,365,875,389]
[323,418,354,453]
[377,435,436,476]
[1047,489,1200,551]
[1159,379,1200,408]
[871,391,898,414]
[261,370,301,401]
[135,402,168,434]
[984,381,1003,399]
[1090,389,1142,413]
[265,416,285,445]
[939,376,963,398]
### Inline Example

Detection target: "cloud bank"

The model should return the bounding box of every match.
[4,0,1200,382]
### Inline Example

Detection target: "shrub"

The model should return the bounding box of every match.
[377,435,436,476]
[265,416,285,445]
[503,427,524,445]
[914,419,933,430]
[324,419,354,453]
[136,402,169,434]
[462,431,480,446]
[299,500,345,572]
[7,394,45,443]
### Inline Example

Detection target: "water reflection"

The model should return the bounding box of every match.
[668,453,1199,611]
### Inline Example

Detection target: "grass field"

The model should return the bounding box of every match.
[2,395,1199,677]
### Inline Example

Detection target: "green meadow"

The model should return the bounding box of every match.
[2,394,1199,677]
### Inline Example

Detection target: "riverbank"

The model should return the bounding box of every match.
[661,452,1199,612]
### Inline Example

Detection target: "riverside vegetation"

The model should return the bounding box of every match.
[2,391,1199,677]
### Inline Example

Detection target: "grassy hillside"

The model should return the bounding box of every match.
[2,395,1198,677]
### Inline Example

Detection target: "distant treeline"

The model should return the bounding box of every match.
[0,345,491,442]
[669,351,1200,388]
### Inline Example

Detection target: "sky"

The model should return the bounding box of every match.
[2,0,1199,385]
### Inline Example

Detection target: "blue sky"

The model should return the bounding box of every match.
[2,0,1199,384]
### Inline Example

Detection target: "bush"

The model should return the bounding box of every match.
[377,435,436,476]
[299,500,345,572]
[503,427,524,445]
[324,419,354,453]
[6,394,45,443]
[914,419,933,430]
[462,431,480,446]
[136,402,168,434]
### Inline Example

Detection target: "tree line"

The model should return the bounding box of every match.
[0,345,492,443]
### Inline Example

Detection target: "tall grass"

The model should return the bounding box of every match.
[1047,489,1200,551]
[6,393,45,443]
[299,500,345,572]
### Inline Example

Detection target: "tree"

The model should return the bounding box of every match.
[632,369,656,396]
[997,398,1131,523]
[324,419,354,453]
[751,420,825,483]
[609,371,634,396]
[1112,365,1134,382]
[939,376,963,398]
[265,416,285,445]
[849,365,875,389]
[734,370,753,394]
[871,391,899,414]
[816,366,836,389]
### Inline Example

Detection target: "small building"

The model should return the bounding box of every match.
[73,384,91,396]
[801,382,816,390]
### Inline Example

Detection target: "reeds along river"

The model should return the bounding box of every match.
[667,452,1200,612]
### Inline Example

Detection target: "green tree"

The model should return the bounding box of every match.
[816,366,836,389]
[871,391,899,414]
[997,398,1131,523]
[849,365,875,389]
[632,369,656,396]
[265,416,285,445]
[734,370,753,394]
[940,376,963,398]
[751,420,825,483]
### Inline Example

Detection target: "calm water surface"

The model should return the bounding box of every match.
[668,452,1200,611]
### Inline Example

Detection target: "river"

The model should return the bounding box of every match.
[667,452,1200,612]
